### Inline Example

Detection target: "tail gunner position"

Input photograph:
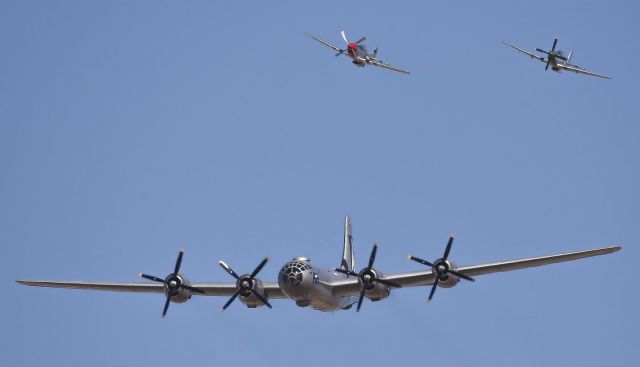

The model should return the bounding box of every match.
[17,216,620,317]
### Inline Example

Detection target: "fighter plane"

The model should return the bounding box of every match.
[306,31,411,74]
[503,38,611,79]
[17,216,620,317]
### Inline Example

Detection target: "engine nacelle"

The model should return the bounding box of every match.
[437,260,461,288]
[363,269,391,302]
[165,274,192,303]
[239,277,268,308]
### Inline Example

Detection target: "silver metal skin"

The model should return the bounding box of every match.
[305,31,411,74]
[503,38,611,79]
[278,258,353,311]
[16,216,621,315]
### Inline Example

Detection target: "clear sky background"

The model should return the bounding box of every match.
[1,1,638,366]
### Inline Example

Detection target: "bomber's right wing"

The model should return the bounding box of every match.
[503,41,546,63]
[305,33,343,53]
[15,280,287,298]
[327,245,620,296]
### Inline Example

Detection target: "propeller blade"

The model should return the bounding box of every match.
[174,250,184,274]
[180,284,205,294]
[218,260,240,280]
[536,48,549,54]
[428,278,439,302]
[442,236,454,260]
[374,278,401,288]
[162,296,171,318]
[551,38,558,52]
[250,257,270,279]
[448,269,475,282]
[139,273,165,283]
[545,59,551,71]
[356,288,366,312]
[221,290,240,311]
[367,244,378,269]
[250,289,273,309]
[354,36,366,45]
[408,256,434,268]
[335,268,360,277]
[341,30,349,44]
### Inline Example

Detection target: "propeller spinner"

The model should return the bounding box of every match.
[408,235,475,302]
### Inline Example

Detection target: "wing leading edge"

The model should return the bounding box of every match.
[503,41,546,63]
[557,63,611,79]
[367,58,411,74]
[305,33,342,53]
[15,280,287,298]
[328,245,620,296]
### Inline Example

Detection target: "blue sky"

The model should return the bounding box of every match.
[1,1,638,365]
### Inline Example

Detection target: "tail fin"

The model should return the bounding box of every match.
[340,216,355,272]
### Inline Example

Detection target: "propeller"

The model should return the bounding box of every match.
[218,257,272,311]
[139,249,204,318]
[535,38,567,70]
[408,235,475,303]
[335,243,400,312]
[336,31,366,57]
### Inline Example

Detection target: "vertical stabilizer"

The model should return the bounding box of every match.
[341,216,356,272]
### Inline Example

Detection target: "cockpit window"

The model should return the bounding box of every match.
[279,261,310,286]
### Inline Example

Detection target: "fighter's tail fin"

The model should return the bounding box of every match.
[341,216,355,272]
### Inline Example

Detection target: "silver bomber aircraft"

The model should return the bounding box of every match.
[306,31,411,74]
[17,216,620,317]
[503,38,611,79]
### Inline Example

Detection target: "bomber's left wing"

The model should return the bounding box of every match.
[557,63,611,79]
[327,245,620,296]
[503,41,546,63]
[15,280,287,298]
[367,58,411,74]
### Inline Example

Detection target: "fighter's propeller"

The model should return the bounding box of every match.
[335,243,400,312]
[335,31,367,57]
[139,249,204,318]
[408,235,475,302]
[535,38,568,70]
[218,257,272,311]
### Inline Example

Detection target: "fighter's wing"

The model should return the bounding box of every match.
[16,280,287,298]
[556,63,611,79]
[305,33,343,53]
[367,58,411,74]
[327,246,620,296]
[503,41,546,63]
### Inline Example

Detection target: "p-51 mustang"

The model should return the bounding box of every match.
[306,31,411,74]
[503,37,611,79]
[17,216,620,317]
